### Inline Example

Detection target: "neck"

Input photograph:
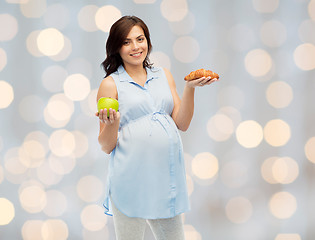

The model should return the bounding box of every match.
[123,63,146,77]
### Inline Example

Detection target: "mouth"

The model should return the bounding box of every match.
[130,52,142,57]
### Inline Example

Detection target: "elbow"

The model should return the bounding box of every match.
[98,138,114,154]
[100,143,114,154]
[102,146,113,154]
[177,122,190,132]
[179,126,189,132]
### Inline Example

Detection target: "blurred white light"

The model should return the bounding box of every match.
[42,219,69,240]
[0,14,18,41]
[269,191,297,219]
[77,175,104,202]
[81,205,107,231]
[305,137,315,163]
[37,28,65,56]
[72,130,89,158]
[225,196,253,224]
[264,119,291,147]
[43,3,70,30]
[78,5,99,32]
[4,147,28,175]
[160,0,188,22]
[19,140,46,168]
[44,93,74,128]
[261,157,280,184]
[207,113,234,142]
[275,234,301,240]
[294,43,315,70]
[95,5,122,32]
[36,161,63,186]
[48,154,76,175]
[6,0,29,3]
[252,0,279,13]
[82,227,110,240]
[245,49,272,77]
[192,152,219,180]
[24,131,49,154]
[19,185,47,213]
[308,0,315,20]
[26,30,44,57]
[173,36,200,63]
[0,81,14,109]
[19,95,45,123]
[183,225,202,240]
[266,81,293,108]
[150,51,172,69]
[20,0,47,18]
[63,74,91,101]
[22,220,44,240]
[0,198,15,225]
[236,120,263,148]
[0,48,7,71]
[262,156,299,185]
[186,174,194,196]
[49,129,76,157]
[49,36,72,61]
[272,157,299,184]
[260,20,287,47]
[80,89,98,117]
[217,106,242,127]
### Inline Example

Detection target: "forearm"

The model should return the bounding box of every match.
[98,122,119,154]
[173,85,195,131]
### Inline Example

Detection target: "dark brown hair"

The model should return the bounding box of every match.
[101,16,153,77]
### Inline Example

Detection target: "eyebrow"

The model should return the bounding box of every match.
[125,34,145,40]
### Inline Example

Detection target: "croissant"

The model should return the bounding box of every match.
[184,68,219,81]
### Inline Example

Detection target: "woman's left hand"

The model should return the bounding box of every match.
[185,76,219,88]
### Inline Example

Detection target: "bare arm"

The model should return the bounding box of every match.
[96,76,120,154]
[164,68,218,131]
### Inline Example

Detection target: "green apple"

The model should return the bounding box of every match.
[97,97,119,117]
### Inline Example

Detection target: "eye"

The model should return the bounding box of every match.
[123,41,130,45]
[138,37,144,42]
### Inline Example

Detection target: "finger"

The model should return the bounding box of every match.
[102,109,108,122]
[112,109,117,121]
[200,77,211,86]
[108,108,115,123]
[99,109,104,123]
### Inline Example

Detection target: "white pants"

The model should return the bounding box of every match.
[111,200,185,240]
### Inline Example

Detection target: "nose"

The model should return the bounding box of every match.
[131,41,139,50]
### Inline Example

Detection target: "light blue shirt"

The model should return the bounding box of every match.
[103,65,190,219]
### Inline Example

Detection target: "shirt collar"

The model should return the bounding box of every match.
[117,65,158,83]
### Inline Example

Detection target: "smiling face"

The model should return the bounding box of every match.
[119,25,148,69]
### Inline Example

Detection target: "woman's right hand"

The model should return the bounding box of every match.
[97,108,120,125]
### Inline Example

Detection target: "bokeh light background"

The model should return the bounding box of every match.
[1,0,315,239]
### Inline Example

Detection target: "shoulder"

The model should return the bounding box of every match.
[99,75,115,89]
[97,75,118,100]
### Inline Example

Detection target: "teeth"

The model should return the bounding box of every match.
[131,53,141,56]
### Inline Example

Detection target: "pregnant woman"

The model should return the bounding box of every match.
[96,15,218,240]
